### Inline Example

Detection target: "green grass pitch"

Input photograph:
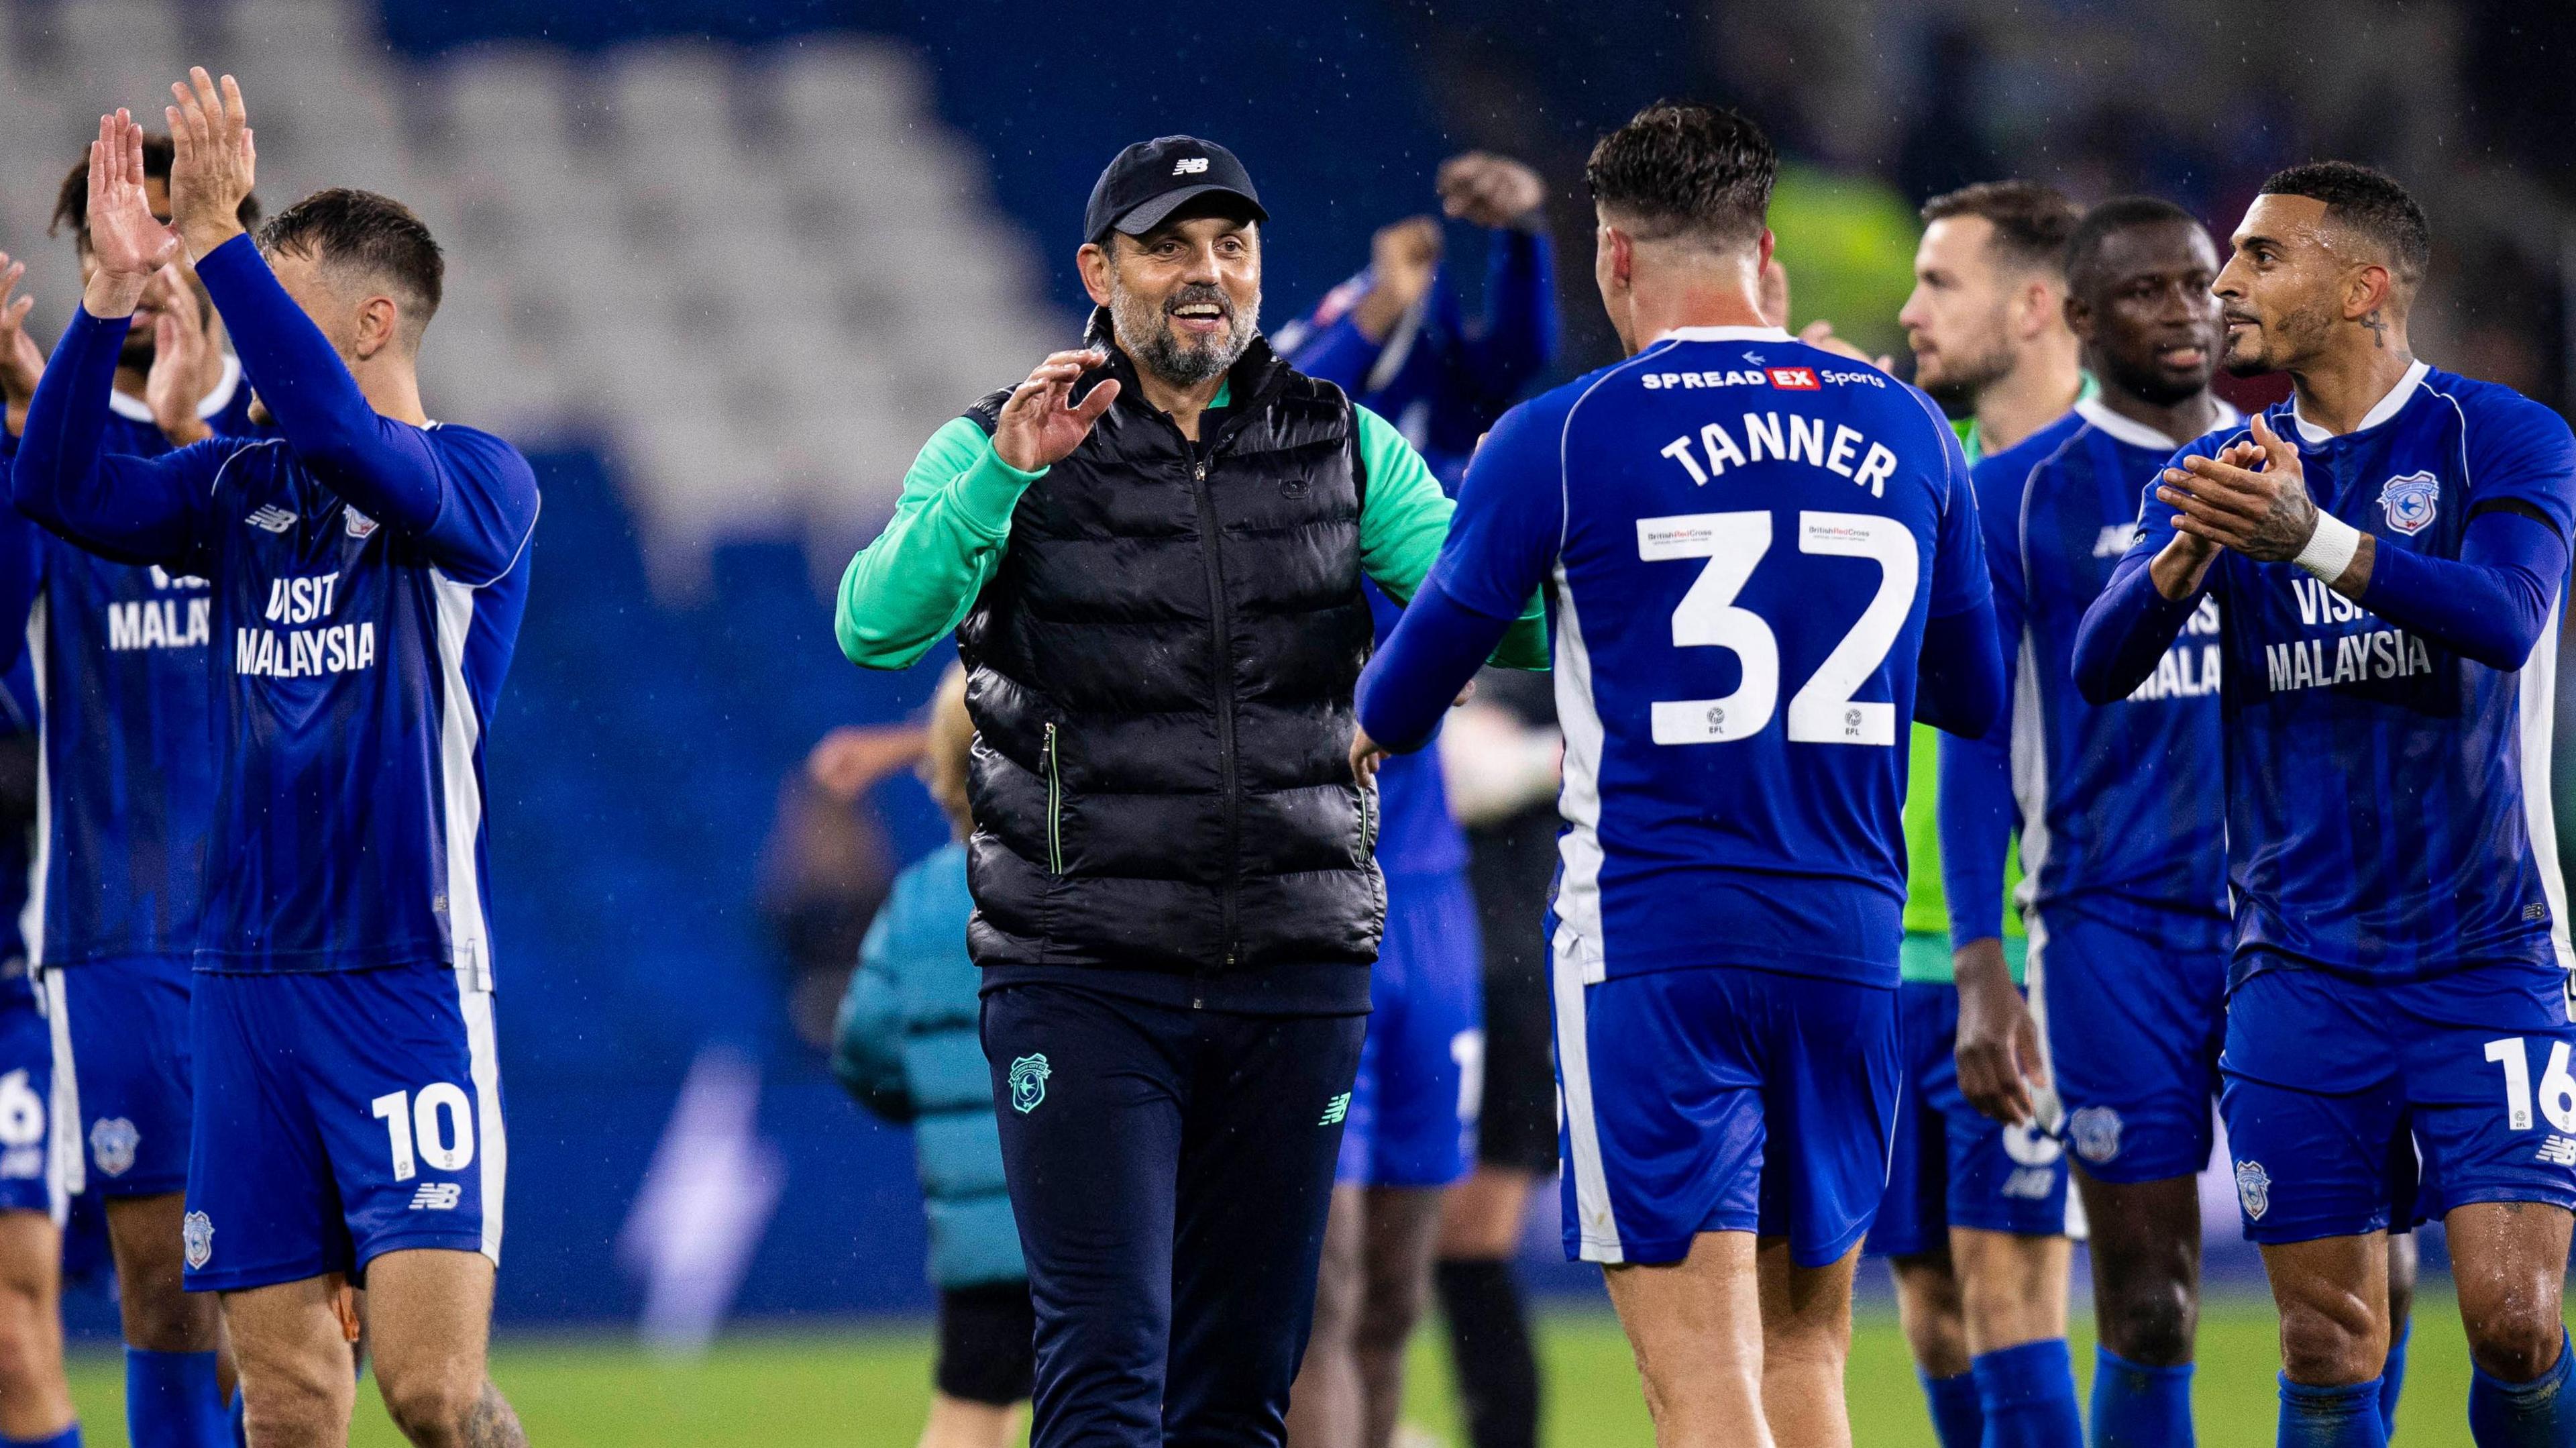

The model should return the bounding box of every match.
[57,1293,2531,1445]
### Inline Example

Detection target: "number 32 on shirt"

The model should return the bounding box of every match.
[1638,509,1916,747]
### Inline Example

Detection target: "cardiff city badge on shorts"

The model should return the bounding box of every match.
[2233,1159,2271,1221]
[2068,1105,2123,1164]
[1008,1053,1051,1115]
[2377,470,2440,536]
[182,1210,214,1270]
[89,1116,139,1178]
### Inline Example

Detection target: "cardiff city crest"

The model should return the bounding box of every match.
[182,1210,214,1270]
[2377,470,2440,536]
[1008,1053,1051,1115]
[2233,1159,2271,1221]
[2069,1106,2124,1163]
[89,1116,139,1178]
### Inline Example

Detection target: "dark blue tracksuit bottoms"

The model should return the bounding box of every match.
[982,982,1366,1447]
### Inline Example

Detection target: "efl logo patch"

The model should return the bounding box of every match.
[89,1116,139,1178]
[410,1182,464,1210]
[1766,366,1820,391]
[1008,1053,1051,1115]
[1172,156,1210,175]
[182,1210,213,1270]
[2377,471,2439,536]
[2233,1159,2271,1221]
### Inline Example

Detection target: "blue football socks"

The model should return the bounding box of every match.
[1973,1338,2083,1447]
[2279,1375,2388,1448]
[2092,1344,2194,1447]
[2467,1328,2576,1447]
[1922,1367,1985,1448]
[124,1348,229,1448]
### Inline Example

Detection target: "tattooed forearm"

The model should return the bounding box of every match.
[2361,309,2387,348]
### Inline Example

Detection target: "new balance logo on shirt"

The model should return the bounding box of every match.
[245,505,297,533]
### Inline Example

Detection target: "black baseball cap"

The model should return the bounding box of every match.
[1082,136,1268,245]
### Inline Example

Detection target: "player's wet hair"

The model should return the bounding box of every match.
[51,133,261,243]
[258,188,445,342]
[1585,102,1776,253]
[2258,160,2430,286]
[1920,180,2081,277]
[2064,195,2204,297]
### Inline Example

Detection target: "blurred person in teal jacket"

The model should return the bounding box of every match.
[835,664,1031,1448]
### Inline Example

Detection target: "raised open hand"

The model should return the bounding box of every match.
[2159,413,2318,564]
[141,265,216,446]
[991,349,1119,473]
[0,252,44,425]
[83,111,181,317]
[167,67,257,260]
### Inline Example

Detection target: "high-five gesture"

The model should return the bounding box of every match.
[991,348,1120,473]
[81,111,182,319]
[167,68,257,261]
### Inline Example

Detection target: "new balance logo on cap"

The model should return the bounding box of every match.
[1173,156,1210,175]
[246,505,297,533]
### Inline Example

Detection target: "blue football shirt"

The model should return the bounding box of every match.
[1430,326,1988,986]
[1941,397,2235,944]
[0,363,256,968]
[2126,362,2576,982]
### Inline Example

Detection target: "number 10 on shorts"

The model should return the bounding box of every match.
[2483,1037,2576,1133]
[372,1083,476,1182]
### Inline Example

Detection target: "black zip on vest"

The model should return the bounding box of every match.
[954,309,1385,996]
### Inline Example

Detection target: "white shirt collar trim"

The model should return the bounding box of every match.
[1650,325,1795,346]
[2074,394,2243,453]
[2291,359,2430,445]
[195,353,242,421]
[101,352,245,427]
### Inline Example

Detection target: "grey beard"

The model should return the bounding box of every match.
[1111,283,1260,388]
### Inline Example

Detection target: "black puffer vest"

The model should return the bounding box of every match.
[956,313,1384,1005]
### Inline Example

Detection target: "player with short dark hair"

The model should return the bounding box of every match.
[0,127,265,1448]
[1355,101,2005,1446]
[0,662,78,1448]
[2077,160,2576,1447]
[13,76,535,1446]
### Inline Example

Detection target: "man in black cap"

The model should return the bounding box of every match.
[835,136,1546,1447]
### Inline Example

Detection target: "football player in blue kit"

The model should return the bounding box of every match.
[1951,195,2420,1447]
[1354,103,2005,1447]
[0,660,81,1448]
[2077,163,2576,1448]
[0,134,263,1448]
[14,81,535,1447]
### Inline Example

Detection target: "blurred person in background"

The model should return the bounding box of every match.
[1275,150,1556,1448]
[761,721,920,1049]
[0,130,262,1448]
[1866,180,2088,1448]
[0,661,77,1448]
[835,665,1032,1448]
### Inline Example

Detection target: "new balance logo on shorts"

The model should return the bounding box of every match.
[410,1182,464,1210]
[1320,1092,1350,1127]
[2538,1136,2576,1167]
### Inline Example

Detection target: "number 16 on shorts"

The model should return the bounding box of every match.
[373,1082,476,1201]
[2486,1037,2576,1167]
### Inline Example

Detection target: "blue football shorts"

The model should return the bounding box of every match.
[1865,978,2072,1258]
[2032,904,2231,1185]
[183,962,505,1292]
[0,989,60,1219]
[1557,960,1900,1268]
[1340,870,1484,1190]
[2220,959,2576,1245]
[44,953,195,1199]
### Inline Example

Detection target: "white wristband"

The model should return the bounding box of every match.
[2293,512,2363,584]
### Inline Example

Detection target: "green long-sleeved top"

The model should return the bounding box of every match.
[836,390,1548,671]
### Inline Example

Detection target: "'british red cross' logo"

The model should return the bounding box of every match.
[1768,367,1820,390]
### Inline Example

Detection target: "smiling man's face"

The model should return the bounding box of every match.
[1082,211,1263,388]
[2212,193,2353,378]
